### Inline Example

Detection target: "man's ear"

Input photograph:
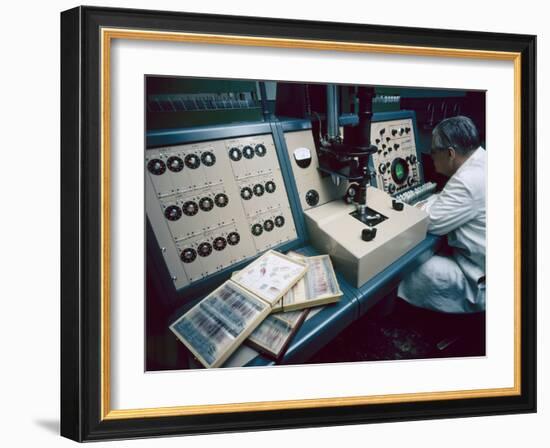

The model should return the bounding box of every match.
[447,146,456,160]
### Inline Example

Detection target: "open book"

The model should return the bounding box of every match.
[170,250,307,368]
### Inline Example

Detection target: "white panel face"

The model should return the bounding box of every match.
[283,130,349,210]
[146,134,297,290]
[370,118,422,196]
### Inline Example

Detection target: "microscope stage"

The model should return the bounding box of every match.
[304,186,428,288]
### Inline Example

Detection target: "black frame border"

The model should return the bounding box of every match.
[60,5,536,442]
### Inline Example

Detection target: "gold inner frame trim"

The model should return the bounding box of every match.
[100,27,522,421]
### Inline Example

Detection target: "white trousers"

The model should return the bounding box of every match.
[397,255,485,314]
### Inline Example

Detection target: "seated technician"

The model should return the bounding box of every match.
[398,115,486,314]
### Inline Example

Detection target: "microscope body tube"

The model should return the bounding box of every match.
[326,84,340,141]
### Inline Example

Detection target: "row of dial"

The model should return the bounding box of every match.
[180,232,241,263]
[228,144,267,161]
[240,181,276,200]
[163,193,229,221]
[250,215,285,236]
[147,151,216,175]
[377,126,411,138]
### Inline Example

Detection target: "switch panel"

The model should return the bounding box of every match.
[146,134,297,290]
[370,118,422,196]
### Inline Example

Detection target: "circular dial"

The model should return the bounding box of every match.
[263,219,274,232]
[197,242,212,257]
[265,181,276,193]
[378,163,387,174]
[184,153,200,169]
[229,147,242,162]
[242,145,254,159]
[390,157,410,184]
[166,156,184,172]
[199,197,214,212]
[274,215,285,227]
[164,205,182,221]
[251,223,263,236]
[180,248,197,263]
[305,189,320,206]
[214,193,229,207]
[388,184,396,194]
[227,232,240,246]
[253,183,265,197]
[200,151,216,167]
[147,159,166,175]
[240,187,253,200]
[182,200,198,216]
[213,236,227,251]
[254,144,267,157]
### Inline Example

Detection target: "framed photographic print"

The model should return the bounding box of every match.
[60,5,536,442]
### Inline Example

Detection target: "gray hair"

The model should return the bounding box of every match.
[432,116,480,155]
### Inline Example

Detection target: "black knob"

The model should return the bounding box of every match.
[240,187,253,200]
[392,199,404,211]
[305,189,320,206]
[199,197,214,212]
[405,127,411,133]
[197,242,212,257]
[394,144,400,150]
[167,156,184,172]
[180,248,196,263]
[227,232,240,246]
[263,219,274,232]
[184,154,200,169]
[265,181,276,193]
[380,128,386,135]
[214,193,228,207]
[375,138,381,144]
[243,145,254,159]
[164,205,182,221]
[147,159,166,175]
[274,215,285,227]
[388,184,396,194]
[410,155,417,164]
[362,227,377,241]
[200,151,216,167]
[213,237,227,251]
[251,223,263,236]
[182,201,198,216]
[229,147,242,161]
[378,163,386,174]
[253,183,265,197]
[254,144,267,157]
[391,129,398,136]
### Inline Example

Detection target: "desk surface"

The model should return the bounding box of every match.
[223,234,443,368]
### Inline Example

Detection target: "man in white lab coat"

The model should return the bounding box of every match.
[398,116,486,313]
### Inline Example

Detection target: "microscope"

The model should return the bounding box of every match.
[302,84,429,287]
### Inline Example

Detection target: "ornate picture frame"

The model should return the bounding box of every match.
[60,6,536,441]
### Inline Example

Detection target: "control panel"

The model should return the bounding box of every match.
[283,130,349,211]
[146,134,297,290]
[370,117,422,196]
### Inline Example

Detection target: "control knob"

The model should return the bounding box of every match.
[197,242,212,257]
[167,156,184,172]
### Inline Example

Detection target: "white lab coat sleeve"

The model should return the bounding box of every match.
[421,176,476,235]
